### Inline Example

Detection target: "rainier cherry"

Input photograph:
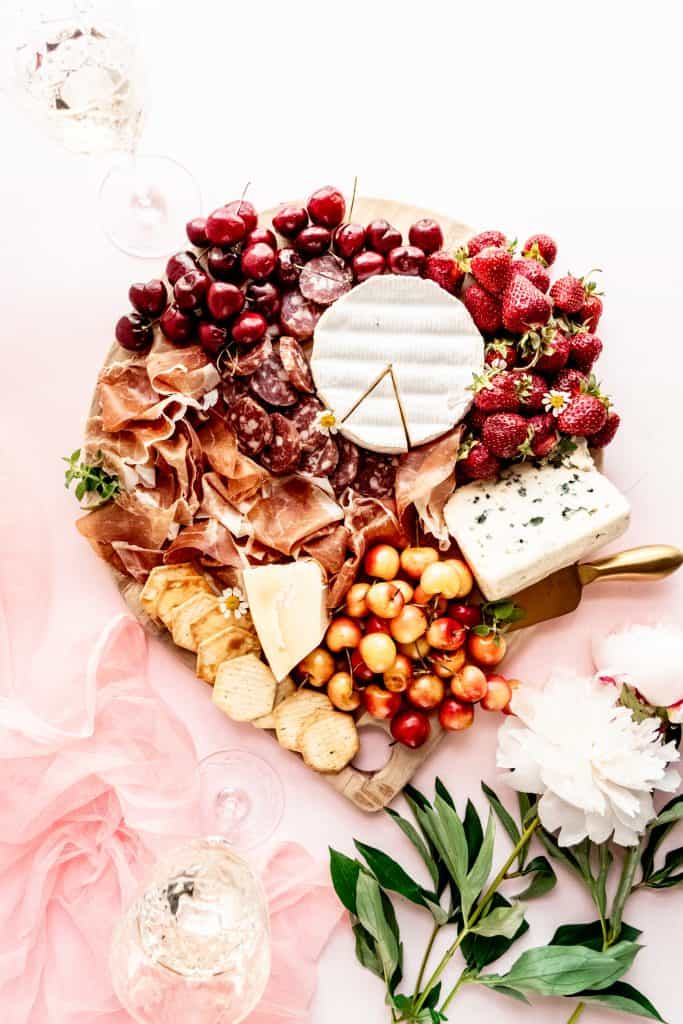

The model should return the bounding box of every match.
[295,225,332,258]
[400,546,439,579]
[273,204,308,238]
[333,223,366,259]
[205,207,246,246]
[296,647,335,687]
[431,649,466,679]
[207,282,245,322]
[359,633,397,673]
[409,218,443,254]
[387,245,425,276]
[352,250,385,282]
[166,251,197,285]
[389,605,428,645]
[346,582,370,618]
[129,278,167,317]
[366,582,405,619]
[186,217,208,246]
[159,305,195,345]
[450,664,488,702]
[224,199,257,234]
[481,675,513,711]
[468,631,507,666]
[241,242,276,281]
[365,615,392,636]
[364,684,402,720]
[384,653,413,692]
[366,219,401,253]
[406,673,444,711]
[325,616,362,652]
[349,648,374,683]
[439,697,474,732]
[327,672,361,712]
[426,617,466,652]
[391,709,431,749]
[307,186,346,228]
[364,543,400,580]
[231,310,267,344]
[116,313,153,351]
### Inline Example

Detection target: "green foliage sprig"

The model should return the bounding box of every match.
[63,449,120,508]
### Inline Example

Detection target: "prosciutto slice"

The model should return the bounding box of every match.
[246,477,344,557]
[76,495,176,573]
[395,428,462,547]
[326,492,405,608]
[111,543,165,579]
[198,415,269,504]
[164,519,242,568]
[147,344,220,400]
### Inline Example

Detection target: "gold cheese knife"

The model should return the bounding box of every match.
[504,545,683,631]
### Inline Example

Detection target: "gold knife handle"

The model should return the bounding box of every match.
[577,545,683,585]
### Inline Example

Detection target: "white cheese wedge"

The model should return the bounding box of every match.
[341,369,408,454]
[444,461,630,601]
[242,559,329,681]
[311,274,483,451]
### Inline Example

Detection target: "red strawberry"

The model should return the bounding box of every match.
[579,291,603,332]
[485,339,517,370]
[514,371,547,411]
[536,330,571,374]
[569,332,603,372]
[459,442,501,480]
[511,257,550,293]
[467,230,508,257]
[472,370,520,413]
[482,413,530,459]
[532,432,559,458]
[553,367,587,394]
[502,275,552,334]
[557,395,608,436]
[467,406,489,432]
[424,250,464,293]
[471,246,513,294]
[526,413,558,455]
[522,233,557,266]
[463,282,503,335]
[589,410,620,448]
[550,275,585,314]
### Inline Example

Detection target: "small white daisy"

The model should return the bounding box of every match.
[542,389,571,417]
[218,586,249,621]
[314,409,339,435]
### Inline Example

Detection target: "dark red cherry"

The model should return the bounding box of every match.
[129,279,167,317]
[275,247,301,286]
[207,246,242,283]
[186,217,208,246]
[231,311,267,344]
[115,313,153,351]
[207,282,245,321]
[366,219,402,254]
[241,242,277,281]
[307,186,346,228]
[295,225,331,258]
[246,281,281,321]
[174,269,210,310]
[159,304,195,345]
[408,218,443,255]
[352,250,385,282]
[387,245,425,276]
[225,199,257,234]
[272,204,308,238]
[166,251,197,285]
[246,226,277,249]
[333,223,366,259]
[198,320,228,356]
[205,207,246,246]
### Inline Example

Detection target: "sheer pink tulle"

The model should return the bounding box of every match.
[0,462,341,1024]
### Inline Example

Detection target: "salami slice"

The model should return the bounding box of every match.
[250,352,299,407]
[299,254,353,306]
[290,398,327,452]
[329,437,360,492]
[299,436,340,477]
[227,395,273,455]
[230,336,273,376]
[260,412,302,474]
[279,335,314,394]
[280,290,322,341]
[354,454,396,498]
[222,376,249,407]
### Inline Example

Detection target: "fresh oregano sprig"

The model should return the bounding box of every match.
[63,449,120,508]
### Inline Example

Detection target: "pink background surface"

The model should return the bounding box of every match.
[2,3,683,1020]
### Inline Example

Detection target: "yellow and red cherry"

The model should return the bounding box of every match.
[365,615,391,636]
[406,673,444,711]
[431,648,466,679]
[426,617,466,652]
[327,671,361,712]
[349,648,374,683]
[363,683,402,720]
[359,633,397,674]
[450,664,488,703]
[393,579,414,603]
[399,546,439,579]
[468,631,507,666]
[390,604,428,644]
[413,585,448,614]
[481,676,513,712]
[439,697,475,732]
[419,561,462,599]
[364,543,400,580]
[366,582,404,619]
[296,647,335,687]
[390,709,431,749]
[346,582,370,618]
[325,616,362,652]
[397,636,430,660]
[383,654,413,693]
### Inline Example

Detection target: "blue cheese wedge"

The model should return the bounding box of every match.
[444,462,630,601]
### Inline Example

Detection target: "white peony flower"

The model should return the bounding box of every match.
[593,623,683,711]
[218,587,249,621]
[497,672,680,847]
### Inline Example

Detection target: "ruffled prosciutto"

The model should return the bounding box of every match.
[198,415,268,504]
[326,492,405,608]
[77,493,176,574]
[111,543,165,579]
[395,429,462,548]
[85,415,157,491]
[147,343,220,400]
[301,525,350,577]
[97,360,185,432]
[154,420,203,522]
[164,518,242,567]
[247,478,344,556]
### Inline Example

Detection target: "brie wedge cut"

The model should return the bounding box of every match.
[311,274,483,451]
[242,559,329,681]
[444,461,630,601]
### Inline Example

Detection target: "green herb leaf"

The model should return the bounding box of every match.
[463,799,484,869]
[479,940,641,997]
[329,848,362,914]
[431,795,470,909]
[63,450,120,508]
[481,782,521,850]
[482,983,530,1004]
[651,799,683,829]
[576,981,665,1021]
[644,845,683,888]
[354,840,431,909]
[434,777,456,808]
[355,872,400,984]
[551,921,641,951]
[386,808,439,889]
[641,794,683,880]
[352,922,383,979]
[470,901,527,939]
[465,811,495,917]
[514,856,557,900]
[462,893,529,970]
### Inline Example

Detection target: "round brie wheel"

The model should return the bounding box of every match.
[310,274,484,453]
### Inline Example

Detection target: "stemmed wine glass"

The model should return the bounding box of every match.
[3,0,201,257]
[110,750,284,1023]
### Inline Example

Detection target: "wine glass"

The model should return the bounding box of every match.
[198,748,285,849]
[3,0,200,257]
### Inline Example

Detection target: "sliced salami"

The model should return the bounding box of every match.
[299,436,340,477]
[227,395,273,455]
[250,352,299,407]
[222,376,249,407]
[280,290,322,341]
[260,412,302,474]
[230,336,273,376]
[299,254,353,306]
[329,437,360,492]
[354,453,396,498]
[289,397,327,452]
[279,335,314,394]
